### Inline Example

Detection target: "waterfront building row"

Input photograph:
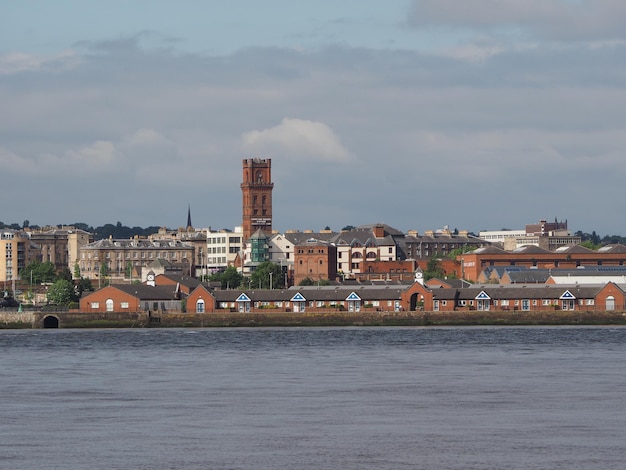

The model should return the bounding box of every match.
[79,272,626,315]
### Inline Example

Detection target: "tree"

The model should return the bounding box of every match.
[20,260,56,284]
[580,240,600,250]
[424,256,444,281]
[99,262,109,286]
[250,261,283,289]
[448,246,476,259]
[77,277,94,294]
[209,266,243,289]
[299,277,329,286]
[73,262,81,280]
[299,277,314,286]
[58,267,73,282]
[47,279,75,305]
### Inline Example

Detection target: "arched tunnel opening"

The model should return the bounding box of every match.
[43,315,59,328]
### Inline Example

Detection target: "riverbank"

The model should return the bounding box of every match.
[2,310,626,329]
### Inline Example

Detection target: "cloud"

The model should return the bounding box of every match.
[241,118,353,163]
[1,33,625,233]
[0,50,80,75]
[408,0,626,42]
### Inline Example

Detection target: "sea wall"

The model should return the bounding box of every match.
[0,312,35,328]
[2,310,625,329]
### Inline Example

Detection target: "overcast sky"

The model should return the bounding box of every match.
[2,1,625,235]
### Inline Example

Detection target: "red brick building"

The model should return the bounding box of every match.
[241,158,273,240]
[459,244,626,282]
[293,238,337,285]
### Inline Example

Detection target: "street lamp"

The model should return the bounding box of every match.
[269,271,273,290]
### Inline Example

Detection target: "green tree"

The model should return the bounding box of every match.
[580,240,600,250]
[447,246,476,259]
[20,260,56,284]
[99,262,109,286]
[47,279,75,305]
[299,277,314,286]
[77,277,94,294]
[58,267,73,282]
[424,256,444,281]
[73,262,81,279]
[250,261,283,289]
[209,266,244,289]
[298,277,330,286]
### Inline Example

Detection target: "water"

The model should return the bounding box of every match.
[1,326,625,470]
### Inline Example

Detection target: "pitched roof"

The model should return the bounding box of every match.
[212,283,418,303]
[511,245,552,255]
[597,244,626,254]
[111,284,182,300]
[158,273,203,290]
[432,284,604,301]
[554,244,595,254]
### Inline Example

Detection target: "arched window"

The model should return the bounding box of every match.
[366,252,377,259]
[352,252,362,259]
[196,299,205,313]
[106,298,114,312]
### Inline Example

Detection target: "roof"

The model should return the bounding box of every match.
[158,273,203,290]
[432,284,606,301]
[83,238,193,249]
[472,246,508,255]
[597,244,626,254]
[110,284,183,300]
[212,283,418,303]
[511,245,552,255]
[554,245,595,254]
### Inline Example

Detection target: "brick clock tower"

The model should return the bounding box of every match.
[241,158,274,240]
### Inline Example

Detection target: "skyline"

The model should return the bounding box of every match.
[2,1,625,235]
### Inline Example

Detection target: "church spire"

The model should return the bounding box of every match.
[186,204,193,230]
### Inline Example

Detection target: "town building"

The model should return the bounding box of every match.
[479,218,580,251]
[241,158,273,240]
[403,226,488,259]
[79,283,186,313]
[0,229,40,285]
[293,238,337,285]
[205,226,244,274]
[459,244,626,282]
[78,237,194,284]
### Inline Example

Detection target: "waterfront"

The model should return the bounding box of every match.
[1,326,625,469]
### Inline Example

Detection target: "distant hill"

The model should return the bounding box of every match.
[0,221,164,240]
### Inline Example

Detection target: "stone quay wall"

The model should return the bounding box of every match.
[1,309,622,329]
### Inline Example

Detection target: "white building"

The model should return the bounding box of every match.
[206,226,244,273]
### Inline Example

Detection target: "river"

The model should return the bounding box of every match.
[1,326,625,469]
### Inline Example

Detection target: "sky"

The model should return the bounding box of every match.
[2,0,625,236]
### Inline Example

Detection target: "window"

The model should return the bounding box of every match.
[196,299,205,313]
[91,302,99,309]
[120,302,129,309]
